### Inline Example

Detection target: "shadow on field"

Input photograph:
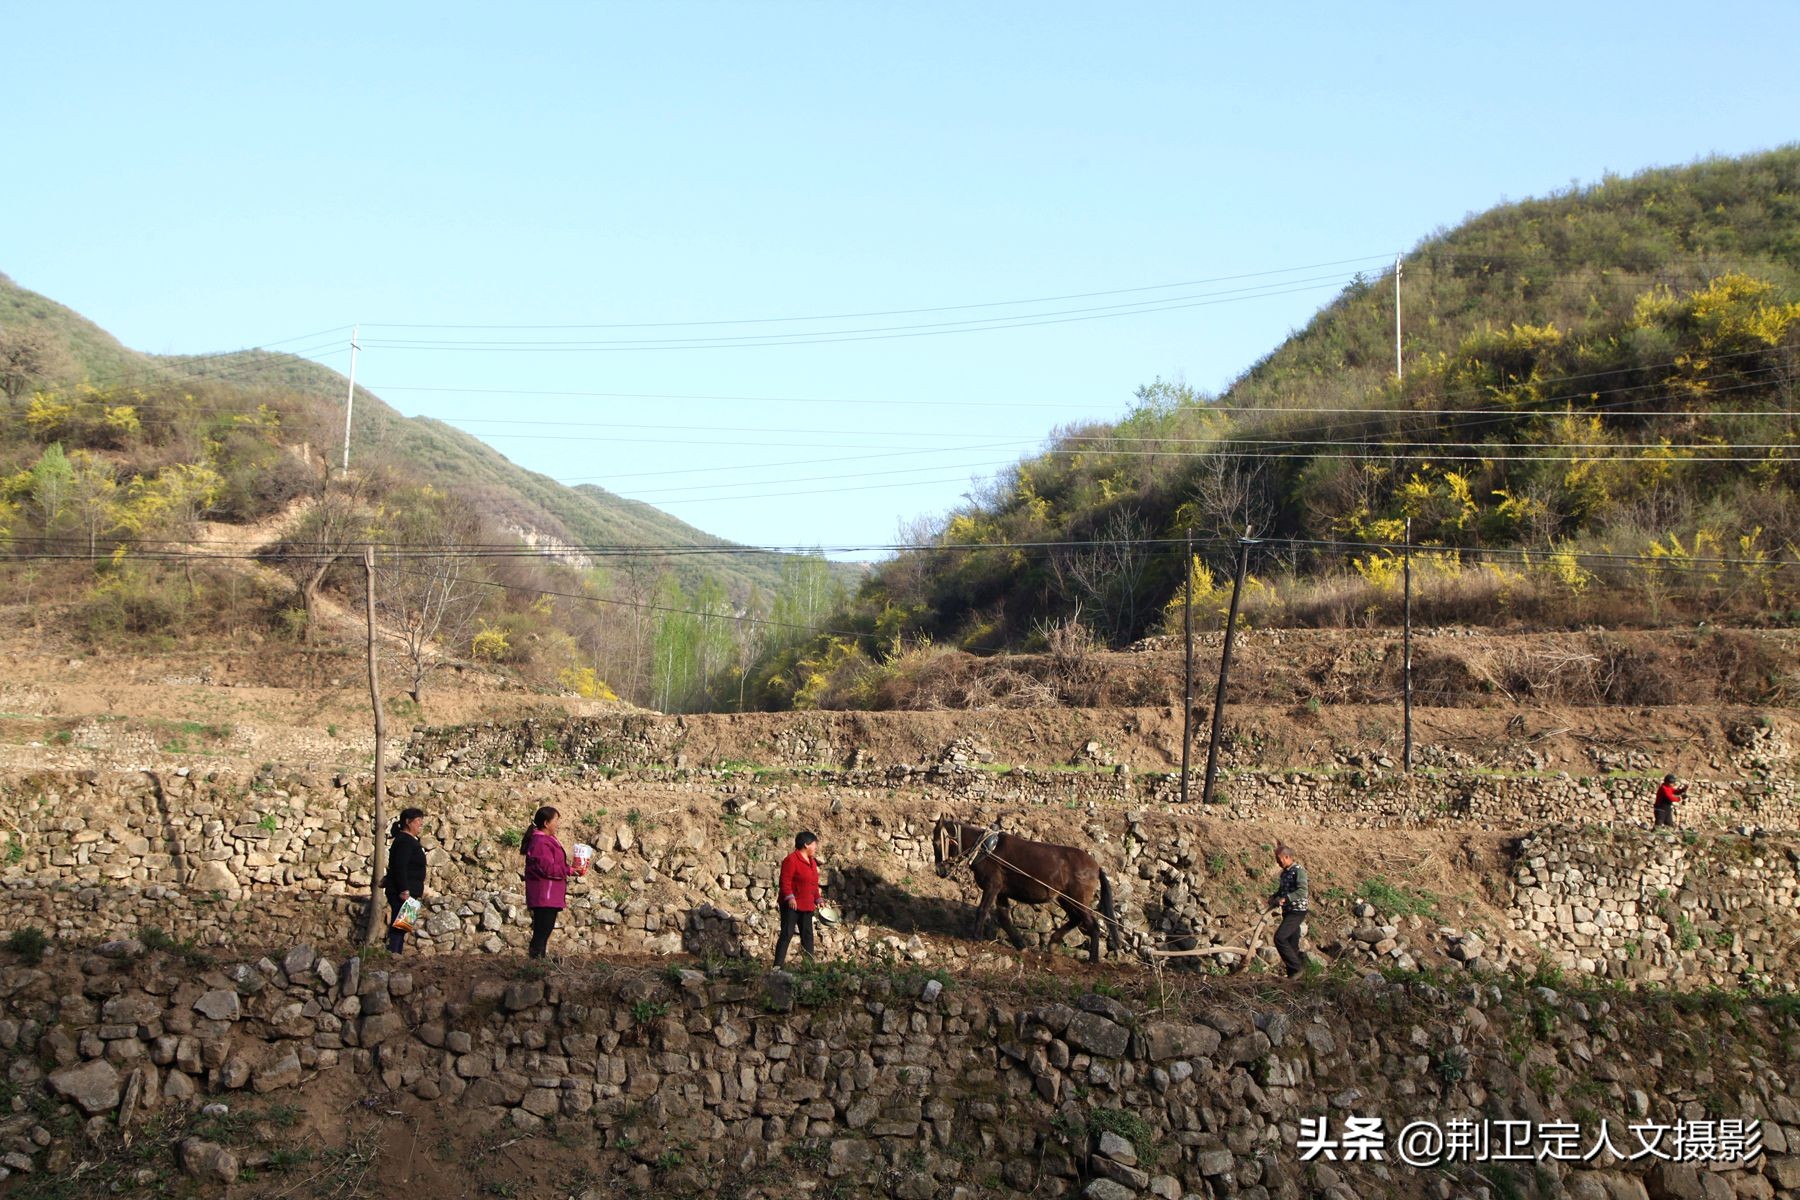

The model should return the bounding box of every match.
[835,865,973,939]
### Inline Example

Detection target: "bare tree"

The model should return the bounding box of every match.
[1183,453,1271,536]
[1301,455,1388,538]
[613,556,659,703]
[1049,508,1151,644]
[66,451,119,557]
[732,587,767,711]
[0,326,64,402]
[375,495,488,703]
[264,471,374,641]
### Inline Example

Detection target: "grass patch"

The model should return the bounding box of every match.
[1356,875,1439,918]
[139,926,214,966]
[1089,1107,1162,1164]
[5,926,48,965]
[630,999,669,1024]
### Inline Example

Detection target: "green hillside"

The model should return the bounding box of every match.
[0,280,801,597]
[0,272,853,710]
[752,148,1800,709]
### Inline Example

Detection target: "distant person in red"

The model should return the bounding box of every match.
[774,831,821,968]
[1654,773,1687,828]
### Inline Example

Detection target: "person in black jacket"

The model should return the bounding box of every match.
[1266,843,1309,978]
[384,807,428,954]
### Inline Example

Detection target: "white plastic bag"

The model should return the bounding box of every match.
[391,896,422,932]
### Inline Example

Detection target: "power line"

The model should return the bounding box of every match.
[356,276,1363,352]
[8,530,1795,573]
[628,441,1793,504]
[618,451,1790,506]
[443,417,1796,451]
[634,472,1014,505]
[616,441,1795,506]
[429,395,1796,441]
[381,385,1110,411]
[72,343,1800,423]
[356,250,1793,334]
[361,255,1398,331]
[362,344,1789,416]
[611,458,1016,496]
[384,563,874,641]
[53,347,1783,455]
[32,329,354,395]
[567,441,1036,483]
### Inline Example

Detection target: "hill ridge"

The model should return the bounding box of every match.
[0,272,856,710]
[744,146,1800,708]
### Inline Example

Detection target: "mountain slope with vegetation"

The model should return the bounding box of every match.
[753,147,1800,709]
[0,272,850,711]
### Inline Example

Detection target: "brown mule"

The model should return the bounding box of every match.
[932,817,1120,962]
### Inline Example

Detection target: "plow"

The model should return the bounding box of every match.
[1140,908,1281,972]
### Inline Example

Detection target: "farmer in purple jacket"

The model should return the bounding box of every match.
[522,806,585,958]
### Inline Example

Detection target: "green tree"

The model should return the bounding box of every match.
[27,443,73,535]
[769,551,838,646]
[651,576,700,711]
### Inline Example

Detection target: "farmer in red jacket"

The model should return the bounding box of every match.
[774,831,821,968]
[1654,774,1687,828]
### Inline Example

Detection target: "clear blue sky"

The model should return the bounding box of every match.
[6,2,1797,556]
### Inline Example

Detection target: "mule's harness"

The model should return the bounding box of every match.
[941,825,1002,872]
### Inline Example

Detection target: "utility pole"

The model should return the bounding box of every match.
[341,324,360,473]
[1394,255,1404,382]
[362,546,389,944]
[1403,517,1413,772]
[1180,527,1193,804]
[1201,532,1255,806]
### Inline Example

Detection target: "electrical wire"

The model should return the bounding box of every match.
[5,530,1795,573]
[32,327,354,395]
[356,277,1363,352]
[361,255,1399,331]
[617,442,1793,507]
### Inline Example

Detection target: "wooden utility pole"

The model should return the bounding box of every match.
[1201,534,1255,806]
[363,546,389,944]
[1180,528,1194,804]
[1403,517,1414,772]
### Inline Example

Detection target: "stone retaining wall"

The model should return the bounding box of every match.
[3,946,1797,1199]
[1508,829,1800,986]
[403,716,1799,831]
